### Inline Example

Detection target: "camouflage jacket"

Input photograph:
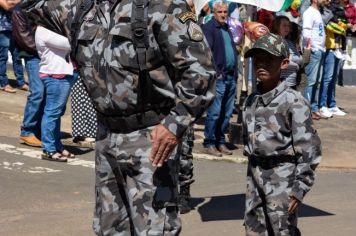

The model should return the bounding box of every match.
[21,0,216,138]
[242,81,322,201]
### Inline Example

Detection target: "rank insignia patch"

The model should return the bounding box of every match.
[178,11,197,23]
[188,22,204,42]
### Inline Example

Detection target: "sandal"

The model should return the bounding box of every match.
[41,151,67,162]
[60,149,75,159]
[1,85,16,93]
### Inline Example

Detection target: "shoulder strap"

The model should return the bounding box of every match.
[70,0,95,59]
[131,0,151,115]
[131,0,149,71]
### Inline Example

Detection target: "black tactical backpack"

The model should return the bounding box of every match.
[71,0,152,114]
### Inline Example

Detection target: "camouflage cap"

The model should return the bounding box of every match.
[244,33,289,58]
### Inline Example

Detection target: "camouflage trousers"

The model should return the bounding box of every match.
[244,163,300,236]
[179,126,194,188]
[93,124,182,236]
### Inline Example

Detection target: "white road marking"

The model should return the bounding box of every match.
[0,161,61,174]
[67,159,95,168]
[0,143,95,173]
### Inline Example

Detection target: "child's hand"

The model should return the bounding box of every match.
[288,196,300,214]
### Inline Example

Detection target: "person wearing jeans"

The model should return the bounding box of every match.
[41,73,76,156]
[12,8,44,146]
[319,48,347,116]
[20,56,44,144]
[0,30,26,93]
[318,1,347,117]
[319,50,341,115]
[202,1,238,157]
[302,0,326,120]
[35,25,76,162]
[304,50,325,114]
[203,75,236,150]
[0,2,28,93]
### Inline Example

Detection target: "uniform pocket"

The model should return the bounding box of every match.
[76,24,100,66]
[106,23,138,70]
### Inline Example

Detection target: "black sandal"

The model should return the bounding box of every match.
[41,151,67,162]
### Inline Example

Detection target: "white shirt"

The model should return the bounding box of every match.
[35,26,73,75]
[302,6,326,52]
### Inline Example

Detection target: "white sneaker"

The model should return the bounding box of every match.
[328,106,347,116]
[319,107,333,118]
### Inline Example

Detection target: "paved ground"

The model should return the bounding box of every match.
[0,78,356,235]
[0,137,356,235]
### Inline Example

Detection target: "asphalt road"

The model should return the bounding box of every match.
[1,136,356,236]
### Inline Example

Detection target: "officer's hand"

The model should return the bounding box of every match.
[288,196,300,214]
[149,124,178,167]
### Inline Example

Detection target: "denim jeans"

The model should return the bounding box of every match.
[203,75,236,147]
[319,50,339,109]
[304,50,325,112]
[20,56,44,137]
[0,31,25,87]
[41,73,76,153]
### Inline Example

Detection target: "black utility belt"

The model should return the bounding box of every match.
[249,155,297,169]
[97,108,170,134]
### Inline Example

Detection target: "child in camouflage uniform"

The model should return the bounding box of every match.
[242,33,322,236]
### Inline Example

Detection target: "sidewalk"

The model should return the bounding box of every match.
[1,79,355,168]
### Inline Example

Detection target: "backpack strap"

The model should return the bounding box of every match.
[131,0,152,115]
[131,0,149,71]
[70,0,95,60]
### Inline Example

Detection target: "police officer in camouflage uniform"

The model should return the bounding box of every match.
[242,33,322,236]
[21,0,216,234]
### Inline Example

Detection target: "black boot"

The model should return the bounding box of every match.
[178,185,191,214]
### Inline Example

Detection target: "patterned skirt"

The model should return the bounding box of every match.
[70,77,97,139]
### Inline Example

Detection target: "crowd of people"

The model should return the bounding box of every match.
[0,0,97,160]
[0,0,353,235]
[0,1,28,93]
[197,0,354,158]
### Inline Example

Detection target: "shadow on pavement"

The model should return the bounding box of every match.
[64,145,94,156]
[17,142,94,156]
[192,194,334,222]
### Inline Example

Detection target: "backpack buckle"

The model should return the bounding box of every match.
[132,21,147,38]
